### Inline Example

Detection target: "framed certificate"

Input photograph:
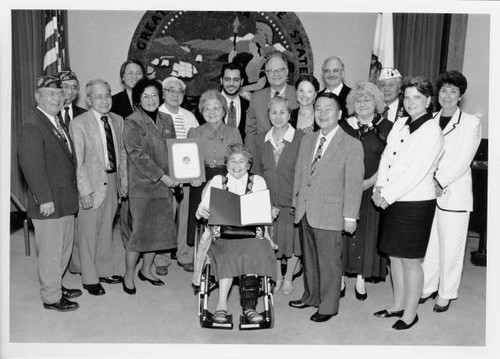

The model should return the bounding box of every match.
[166,138,206,183]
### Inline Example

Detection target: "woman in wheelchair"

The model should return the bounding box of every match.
[195,144,278,325]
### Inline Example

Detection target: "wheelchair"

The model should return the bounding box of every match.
[193,222,275,330]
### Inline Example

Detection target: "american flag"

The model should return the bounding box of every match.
[43,10,69,75]
[369,13,394,83]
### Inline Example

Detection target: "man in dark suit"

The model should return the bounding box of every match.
[244,52,299,156]
[289,92,364,322]
[17,76,81,312]
[318,57,351,120]
[69,79,128,296]
[220,62,248,141]
[376,67,406,123]
[56,70,86,131]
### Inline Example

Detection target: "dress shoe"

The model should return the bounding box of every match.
[138,270,165,286]
[373,309,404,318]
[62,286,82,299]
[310,311,336,322]
[289,299,311,309]
[83,283,105,296]
[433,301,451,313]
[122,281,136,295]
[43,297,79,312]
[355,287,367,301]
[99,275,123,284]
[392,315,419,330]
[418,291,438,304]
[340,286,346,298]
[170,251,177,260]
[155,265,169,276]
[178,262,194,272]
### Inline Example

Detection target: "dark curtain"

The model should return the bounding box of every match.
[11,10,45,206]
[393,13,448,87]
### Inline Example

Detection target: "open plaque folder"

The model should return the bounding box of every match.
[208,188,273,226]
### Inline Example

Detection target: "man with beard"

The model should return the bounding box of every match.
[318,57,351,120]
[220,62,249,141]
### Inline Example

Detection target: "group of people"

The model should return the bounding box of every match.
[17,50,481,331]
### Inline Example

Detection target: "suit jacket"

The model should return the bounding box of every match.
[17,108,79,219]
[293,127,364,230]
[318,83,351,120]
[111,89,134,119]
[233,96,249,142]
[123,108,176,199]
[432,109,481,211]
[58,103,86,132]
[69,110,127,209]
[253,129,305,207]
[244,84,299,155]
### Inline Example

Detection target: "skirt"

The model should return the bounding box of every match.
[272,205,300,258]
[378,200,436,259]
[208,237,277,281]
[128,197,176,252]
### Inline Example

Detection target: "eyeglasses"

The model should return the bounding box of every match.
[354,99,373,105]
[323,69,342,75]
[315,107,336,114]
[141,93,159,100]
[265,68,287,76]
[91,94,112,101]
[203,106,223,113]
[163,88,185,96]
[62,84,79,91]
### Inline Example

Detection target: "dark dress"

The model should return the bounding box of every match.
[340,116,393,279]
[289,108,319,135]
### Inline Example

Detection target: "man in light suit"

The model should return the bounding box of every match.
[289,92,364,322]
[376,67,406,123]
[318,56,351,120]
[244,52,298,156]
[56,70,86,131]
[220,62,249,142]
[69,79,127,296]
[18,76,81,311]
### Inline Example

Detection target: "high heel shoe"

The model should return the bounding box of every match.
[138,270,164,286]
[355,287,367,301]
[122,281,136,295]
[373,309,404,318]
[433,301,451,313]
[392,315,419,330]
[418,291,438,304]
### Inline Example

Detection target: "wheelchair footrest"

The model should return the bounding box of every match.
[200,310,233,329]
[239,311,273,330]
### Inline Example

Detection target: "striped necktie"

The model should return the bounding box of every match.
[228,101,237,127]
[101,115,116,172]
[310,137,326,175]
[53,116,71,153]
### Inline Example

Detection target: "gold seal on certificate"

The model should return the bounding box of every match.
[167,138,206,183]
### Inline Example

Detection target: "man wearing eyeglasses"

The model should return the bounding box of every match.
[154,76,199,274]
[318,57,351,120]
[219,62,249,142]
[68,79,128,296]
[244,52,298,156]
[56,70,86,132]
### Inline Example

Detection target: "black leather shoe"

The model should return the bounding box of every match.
[418,291,438,304]
[340,286,346,298]
[62,286,82,299]
[83,283,105,296]
[392,315,419,330]
[43,297,79,312]
[310,311,336,322]
[138,270,165,286]
[99,275,124,284]
[122,281,136,295]
[433,301,451,313]
[355,287,367,301]
[373,309,404,318]
[289,299,311,309]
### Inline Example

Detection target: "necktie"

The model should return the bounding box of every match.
[274,91,280,98]
[228,101,237,128]
[310,137,326,175]
[54,117,71,153]
[101,115,116,172]
[63,106,71,131]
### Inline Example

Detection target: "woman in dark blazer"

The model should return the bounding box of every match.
[122,78,177,294]
[111,59,145,119]
[253,96,304,296]
[289,74,320,134]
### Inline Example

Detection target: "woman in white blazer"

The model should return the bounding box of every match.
[420,71,481,312]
